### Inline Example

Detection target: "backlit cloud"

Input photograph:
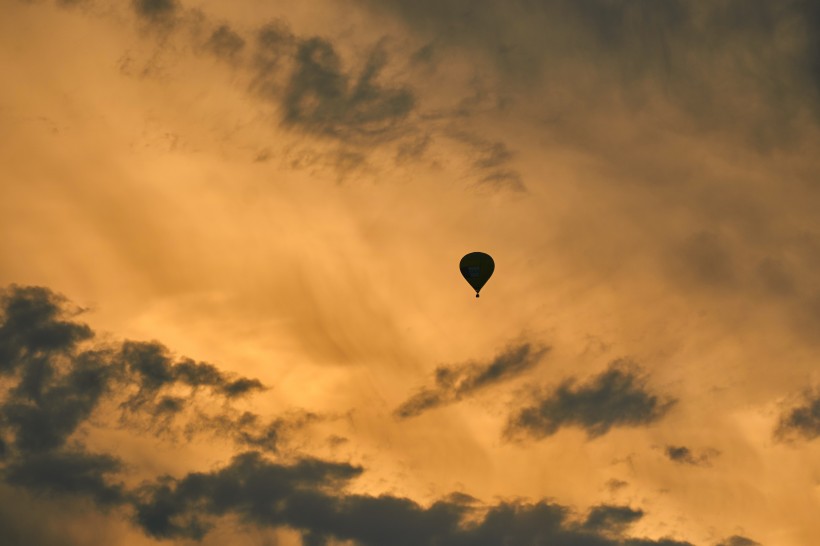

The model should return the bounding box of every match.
[505,360,675,440]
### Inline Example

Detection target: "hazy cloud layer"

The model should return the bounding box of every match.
[395,342,549,418]
[506,360,675,440]
[5,0,820,542]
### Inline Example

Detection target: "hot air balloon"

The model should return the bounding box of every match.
[460,252,494,298]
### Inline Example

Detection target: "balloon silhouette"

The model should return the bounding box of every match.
[460,252,494,298]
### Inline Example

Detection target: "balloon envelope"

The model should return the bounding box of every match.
[460,252,494,297]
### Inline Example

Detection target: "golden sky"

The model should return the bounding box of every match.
[1,1,820,545]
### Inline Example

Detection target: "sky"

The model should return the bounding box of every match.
[1,1,820,545]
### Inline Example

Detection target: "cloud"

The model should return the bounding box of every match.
[4,450,126,507]
[582,504,643,535]
[505,359,675,440]
[205,24,246,60]
[132,452,692,545]
[605,479,629,493]
[0,285,706,544]
[669,231,736,289]
[132,451,364,540]
[664,445,719,467]
[0,285,269,500]
[715,536,761,546]
[46,0,531,190]
[280,38,416,141]
[445,131,525,191]
[131,0,179,28]
[0,285,93,377]
[394,342,549,418]
[201,410,320,454]
[119,340,265,408]
[355,0,820,128]
[129,1,422,146]
[775,389,820,441]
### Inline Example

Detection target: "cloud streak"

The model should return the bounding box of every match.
[395,342,549,418]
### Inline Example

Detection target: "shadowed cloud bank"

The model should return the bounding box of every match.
[395,342,549,418]
[356,0,820,127]
[505,360,675,440]
[133,452,696,545]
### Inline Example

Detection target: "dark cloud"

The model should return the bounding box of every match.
[280,38,415,141]
[473,143,524,192]
[664,445,719,467]
[50,0,526,189]
[479,170,525,192]
[118,340,265,417]
[395,342,549,419]
[131,0,179,24]
[132,451,691,545]
[505,359,675,440]
[0,485,88,546]
[2,365,110,453]
[251,20,298,94]
[205,24,246,60]
[791,1,820,109]
[0,285,92,376]
[1,314,113,454]
[445,129,526,191]
[775,389,820,441]
[0,285,268,497]
[605,479,629,493]
[671,231,736,289]
[755,257,796,297]
[4,450,126,507]
[473,141,513,170]
[357,0,820,146]
[582,505,643,535]
[199,410,319,454]
[715,536,761,546]
[395,133,431,163]
[248,20,420,147]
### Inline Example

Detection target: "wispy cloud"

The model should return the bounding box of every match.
[395,342,549,418]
